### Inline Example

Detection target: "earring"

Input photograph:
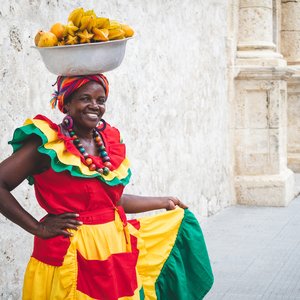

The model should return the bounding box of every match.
[97,119,107,131]
[62,115,74,130]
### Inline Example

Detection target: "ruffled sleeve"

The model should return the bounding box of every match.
[8,115,131,186]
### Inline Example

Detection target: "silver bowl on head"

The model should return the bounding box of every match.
[33,37,132,76]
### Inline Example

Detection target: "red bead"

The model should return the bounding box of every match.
[96,141,103,146]
[85,158,93,165]
[104,161,112,169]
[95,136,101,142]
[72,135,78,139]
[103,156,110,162]
[89,164,96,171]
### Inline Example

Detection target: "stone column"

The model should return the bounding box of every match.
[234,0,295,206]
[237,0,284,66]
[281,0,300,172]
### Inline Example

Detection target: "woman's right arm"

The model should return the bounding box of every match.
[0,135,81,238]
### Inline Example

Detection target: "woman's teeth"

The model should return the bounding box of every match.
[86,113,99,119]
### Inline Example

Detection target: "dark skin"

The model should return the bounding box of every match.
[0,81,187,239]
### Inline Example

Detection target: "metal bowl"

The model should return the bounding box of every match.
[33,38,132,76]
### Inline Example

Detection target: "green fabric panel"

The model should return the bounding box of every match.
[155,209,214,300]
[8,123,131,187]
[8,124,48,152]
[8,124,48,185]
[139,287,145,300]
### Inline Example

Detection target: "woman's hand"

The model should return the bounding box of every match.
[36,213,82,239]
[165,197,188,210]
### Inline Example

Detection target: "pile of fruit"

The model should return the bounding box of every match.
[35,7,134,47]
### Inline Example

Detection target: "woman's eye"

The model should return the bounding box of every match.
[80,97,90,102]
[97,98,106,105]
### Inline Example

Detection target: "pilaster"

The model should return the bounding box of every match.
[281,0,300,172]
[237,0,285,66]
[234,0,295,206]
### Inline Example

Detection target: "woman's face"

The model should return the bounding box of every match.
[64,81,107,130]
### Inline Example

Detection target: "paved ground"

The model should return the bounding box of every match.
[202,196,300,300]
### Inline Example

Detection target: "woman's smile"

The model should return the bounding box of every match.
[84,111,100,120]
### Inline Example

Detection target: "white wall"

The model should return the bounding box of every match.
[0,0,233,297]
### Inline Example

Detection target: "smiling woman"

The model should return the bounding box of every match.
[0,73,213,299]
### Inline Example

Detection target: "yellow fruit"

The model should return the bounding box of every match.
[37,31,58,47]
[66,21,79,36]
[34,8,135,47]
[108,28,125,40]
[66,35,79,45]
[121,24,134,38]
[95,17,110,29]
[58,40,66,46]
[109,20,121,30]
[92,28,109,41]
[50,22,66,40]
[77,29,94,43]
[84,9,97,18]
[80,15,95,32]
[34,30,43,46]
[68,7,84,27]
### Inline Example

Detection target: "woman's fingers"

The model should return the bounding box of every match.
[176,199,188,209]
[167,197,188,210]
[38,212,83,239]
[60,218,83,226]
[59,212,79,219]
[59,229,74,237]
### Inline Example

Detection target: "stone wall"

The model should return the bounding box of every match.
[0,0,232,297]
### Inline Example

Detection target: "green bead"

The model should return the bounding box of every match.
[100,151,108,157]
[79,147,85,153]
[103,167,110,175]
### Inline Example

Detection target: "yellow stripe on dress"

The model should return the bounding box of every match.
[129,208,185,300]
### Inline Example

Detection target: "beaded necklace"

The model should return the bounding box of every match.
[63,116,111,175]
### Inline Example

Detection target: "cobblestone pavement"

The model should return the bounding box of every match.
[202,196,300,300]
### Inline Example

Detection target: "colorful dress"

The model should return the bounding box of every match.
[9,115,214,300]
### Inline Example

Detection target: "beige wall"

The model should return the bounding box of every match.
[0,0,233,297]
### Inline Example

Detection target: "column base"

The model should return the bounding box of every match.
[235,169,295,206]
[236,52,287,68]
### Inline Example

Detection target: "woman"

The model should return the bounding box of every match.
[0,74,213,299]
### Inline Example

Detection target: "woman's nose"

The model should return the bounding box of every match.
[89,99,98,108]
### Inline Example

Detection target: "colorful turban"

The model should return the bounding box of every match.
[50,74,109,113]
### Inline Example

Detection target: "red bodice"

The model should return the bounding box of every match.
[33,168,124,214]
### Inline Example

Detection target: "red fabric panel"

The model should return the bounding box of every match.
[32,234,70,266]
[32,208,118,266]
[77,207,115,224]
[77,235,139,300]
[34,168,124,214]
[128,219,141,230]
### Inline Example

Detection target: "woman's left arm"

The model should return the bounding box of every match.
[118,194,188,213]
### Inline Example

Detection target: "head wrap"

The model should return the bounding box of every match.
[50,74,109,113]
